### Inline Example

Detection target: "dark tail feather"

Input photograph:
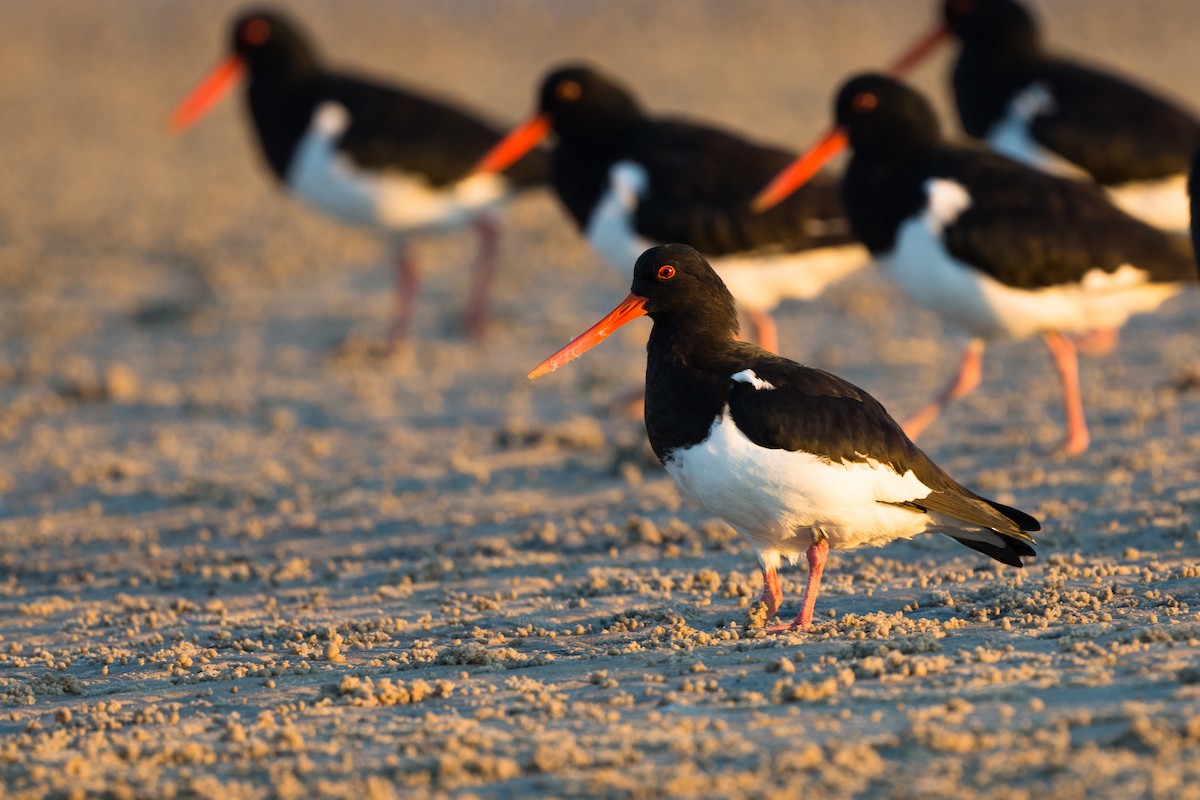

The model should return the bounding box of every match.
[950,531,1036,567]
[984,498,1040,534]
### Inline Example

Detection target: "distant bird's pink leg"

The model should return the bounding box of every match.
[1072,327,1119,356]
[1043,331,1090,455]
[760,565,783,618]
[465,216,500,342]
[388,245,419,347]
[902,338,986,441]
[744,309,779,354]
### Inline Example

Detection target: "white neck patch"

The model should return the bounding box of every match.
[924,178,973,234]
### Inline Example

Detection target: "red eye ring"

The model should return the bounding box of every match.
[851,91,878,112]
[657,264,676,280]
[243,18,271,45]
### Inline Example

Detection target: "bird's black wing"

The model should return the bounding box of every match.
[934,148,1194,288]
[1029,60,1200,185]
[628,119,858,256]
[722,347,1039,544]
[323,72,548,187]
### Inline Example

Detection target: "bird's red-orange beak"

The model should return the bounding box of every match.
[473,113,552,175]
[167,54,246,133]
[750,21,947,213]
[528,293,648,379]
[750,126,849,212]
[886,22,950,78]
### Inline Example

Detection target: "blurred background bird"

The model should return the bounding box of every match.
[889,0,1200,233]
[169,8,548,349]
[474,63,866,354]
[754,73,1196,455]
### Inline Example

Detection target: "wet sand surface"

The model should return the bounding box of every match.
[4,2,1200,797]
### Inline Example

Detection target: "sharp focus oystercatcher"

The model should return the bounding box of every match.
[886,0,1200,233]
[472,64,867,353]
[169,9,547,345]
[529,244,1038,630]
[753,73,1196,455]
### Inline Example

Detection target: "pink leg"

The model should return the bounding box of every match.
[1043,331,1090,455]
[902,338,986,441]
[764,539,829,633]
[760,566,783,618]
[464,216,499,343]
[744,309,779,354]
[790,539,829,630]
[1072,327,1119,356]
[387,245,419,348]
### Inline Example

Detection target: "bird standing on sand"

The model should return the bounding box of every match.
[754,74,1195,455]
[529,244,1038,630]
[889,0,1200,232]
[169,9,547,346]
[474,64,866,354]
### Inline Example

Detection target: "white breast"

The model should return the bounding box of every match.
[285,101,510,234]
[663,409,938,571]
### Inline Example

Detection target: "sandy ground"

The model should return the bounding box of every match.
[4,1,1200,797]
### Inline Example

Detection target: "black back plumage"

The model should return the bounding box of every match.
[538,65,856,256]
[836,74,1195,288]
[231,9,547,187]
[634,245,1038,563]
[945,0,1200,184]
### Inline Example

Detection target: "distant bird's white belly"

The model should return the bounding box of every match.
[663,410,936,569]
[882,179,1183,339]
[711,244,870,311]
[1105,174,1190,233]
[587,161,870,309]
[285,102,509,234]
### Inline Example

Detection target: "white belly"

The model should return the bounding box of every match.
[1105,174,1190,233]
[664,411,937,571]
[285,102,510,234]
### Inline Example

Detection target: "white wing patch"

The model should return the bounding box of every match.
[924,178,973,233]
[731,369,776,390]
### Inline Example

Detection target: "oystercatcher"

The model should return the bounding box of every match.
[888,0,1200,233]
[753,73,1195,455]
[473,64,866,353]
[529,244,1038,630]
[169,9,547,345]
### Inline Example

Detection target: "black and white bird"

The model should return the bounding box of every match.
[889,0,1200,233]
[529,244,1038,630]
[473,64,866,353]
[754,73,1195,455]
[169,9,547,345]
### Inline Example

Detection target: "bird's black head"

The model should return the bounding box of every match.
[943,0,1040,52]
[229,9,317,72]
[631,245,738,331]
[834,73,942,159]
[537,64,644,146]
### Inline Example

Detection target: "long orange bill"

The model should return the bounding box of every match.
[527,293,649,379]
[750,126,849,212]
[886,22,951,77]
[472,113,552,175]
[168,55,246,133]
